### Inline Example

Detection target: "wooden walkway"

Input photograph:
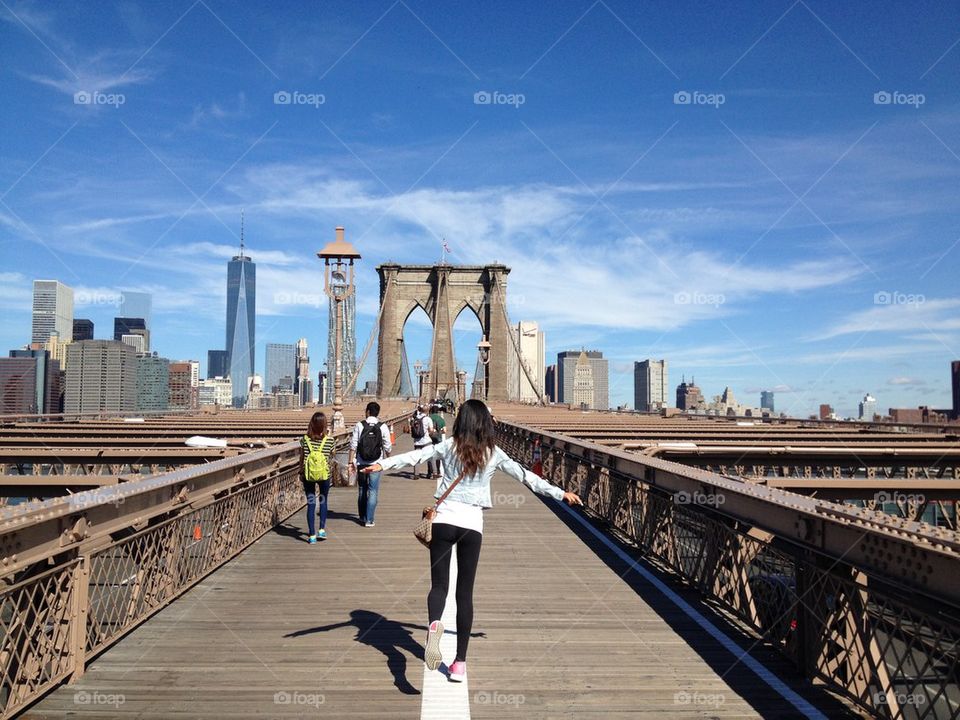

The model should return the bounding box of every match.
[23,437,854,719]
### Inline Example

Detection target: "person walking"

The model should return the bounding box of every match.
[299,411,336,544]
[427,403,446,479]
[361,399,583,683]
[408,403,434,480]
[349,401,393,527]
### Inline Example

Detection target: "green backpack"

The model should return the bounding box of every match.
[303,435,332,482]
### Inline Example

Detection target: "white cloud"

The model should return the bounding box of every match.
[812,298,960,340]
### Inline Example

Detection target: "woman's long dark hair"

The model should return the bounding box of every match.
[307,411,328,440]
[452,399,496,477]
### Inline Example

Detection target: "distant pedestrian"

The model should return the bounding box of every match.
[361,399,583,683]
[300,411,336,544]
[427,403,446,479]
[348,401,393,527]
[408,404,434,480]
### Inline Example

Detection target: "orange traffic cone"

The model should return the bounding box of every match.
[532,439,543,477]
[193,525,202,541]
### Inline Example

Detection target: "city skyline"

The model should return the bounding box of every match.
[3,2,958,416]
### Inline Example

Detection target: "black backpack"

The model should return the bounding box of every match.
[357,422,385,462]
[410,415,425,440]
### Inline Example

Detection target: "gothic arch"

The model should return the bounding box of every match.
[377,264,512,401]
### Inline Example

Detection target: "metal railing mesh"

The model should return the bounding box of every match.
[498,423,960,720]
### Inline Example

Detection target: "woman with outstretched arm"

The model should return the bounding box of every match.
[361,399,582,683]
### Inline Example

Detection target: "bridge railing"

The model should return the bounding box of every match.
[498,419,960,720]
[0,410,412,719]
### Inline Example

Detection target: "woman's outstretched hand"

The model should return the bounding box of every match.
[360,463,383,474]
[562,491,584,506]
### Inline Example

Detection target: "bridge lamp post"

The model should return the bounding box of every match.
[414,359,423,399]
[317,227,361,431]
[476,336,491,401]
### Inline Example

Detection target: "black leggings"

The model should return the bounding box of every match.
[428,523,482,662]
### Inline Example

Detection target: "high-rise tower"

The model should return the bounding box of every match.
[32,280,74,345]
[226,213,256,407]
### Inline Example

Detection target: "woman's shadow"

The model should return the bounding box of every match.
[285,609,483,695]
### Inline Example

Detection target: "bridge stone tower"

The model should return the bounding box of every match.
[377,264,512,402]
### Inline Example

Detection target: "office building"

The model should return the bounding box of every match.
[953,361,960,420]
[64,341,137,415]
[318,371,328,404]
[226,223,256,407]
[118,291,152,330]
[189,360,200,388]
[2,351,61,414]
[114,317,149,352]
[73,319,94,341]
[169,361,198,410]
[246,374,264,409]
[859,393,877,421]
[761,391,775,413]
[819,404,835,421]
[37,330,71,371]
[544,364,557,403]
[557,350,609,410]
[295,338,312,404]
[572,350,594,408]
[198,376,232,407]
[514,321,545,402]
[121,333,147,354]
[136,353,170,412]
[32,280,73,345]
[676,376,705,412]
[207,350,229,379]
[634,359,668,412]
[265,343,296,394]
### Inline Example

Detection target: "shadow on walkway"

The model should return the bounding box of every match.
[286,610,426,695]
[286,610,485,695]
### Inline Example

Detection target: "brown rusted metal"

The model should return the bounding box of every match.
[497,418,960,720]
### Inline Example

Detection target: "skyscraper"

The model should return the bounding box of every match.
[859,393,877,421]
[73,319,94,341]
[634,359,668,412]
[226,217,256,407]
[121,334,147,354]
[2,350,61,414]
[32,280,74,345]
[207,350,229,379]
[557,350,609,410]
[296,338,312,404]
[761,390,775,413]
[544,364,557,403]
[114,317,147,342]
[952,361,960,420]
[265,343,296,393]
[515,321,545,402]
[64,341,137,414]
[572,350,594,408]
[118,291,152,330]
[136,353,170,412]
[676,376,705,412]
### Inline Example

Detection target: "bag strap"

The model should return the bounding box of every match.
[433,466,467,510]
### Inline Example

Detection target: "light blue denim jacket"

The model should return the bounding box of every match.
[378,438,564,508]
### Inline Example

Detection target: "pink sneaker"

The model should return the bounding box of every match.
[448,660,466,682]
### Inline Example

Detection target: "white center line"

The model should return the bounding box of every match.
[420,549,471,719]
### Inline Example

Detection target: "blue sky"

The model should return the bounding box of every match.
[1,0,958,416]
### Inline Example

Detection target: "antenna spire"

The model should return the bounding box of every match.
[239,210,245,258]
